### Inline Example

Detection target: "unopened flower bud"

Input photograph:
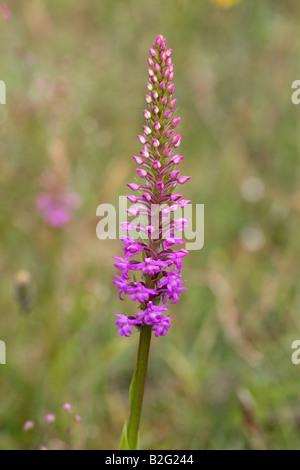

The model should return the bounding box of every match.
[160,52,167,63]
[171,133,181,148]
[136,168,147,178]
[143,126,152,136]
[174,218,189,231]
[164,69,170,80]
[168,71,174,82]
[154,63,161,73]
[143,109,151,120]
[140,150,150,159]
[168,83,175,95]
[156,181,164,192]
[127,195,139,203]
[127,183,141,191]
[177,176,191,184]
[133,155,144,165]
[170,193,182,201]
[171,117,180,127]
[169,169,180,179]
[137,134,147,145]
[170,99,177,110]
[165,129,174,139]
[170,154,184,165]
[171,133,181,145]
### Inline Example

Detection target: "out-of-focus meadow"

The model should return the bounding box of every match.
[1,0,300,450]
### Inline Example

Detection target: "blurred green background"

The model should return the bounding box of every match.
[1,0,300,450]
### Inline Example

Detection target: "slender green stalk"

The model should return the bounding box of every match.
[126,325,152,450]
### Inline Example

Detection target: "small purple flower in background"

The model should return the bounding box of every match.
[23,402,81,450]
[36,190,80,227]
[45,413,55,423]
[73,415,82,423]
[112,34,190,338]
[62,402,73,413]
[23,420,35,432]
[36,140,81,227]
[0,4,11,19]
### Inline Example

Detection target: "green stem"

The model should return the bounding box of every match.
[126,325,152,450]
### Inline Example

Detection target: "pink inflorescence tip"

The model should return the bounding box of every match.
[112,34,190,338]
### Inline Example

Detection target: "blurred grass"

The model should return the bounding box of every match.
[1,0,300,449]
